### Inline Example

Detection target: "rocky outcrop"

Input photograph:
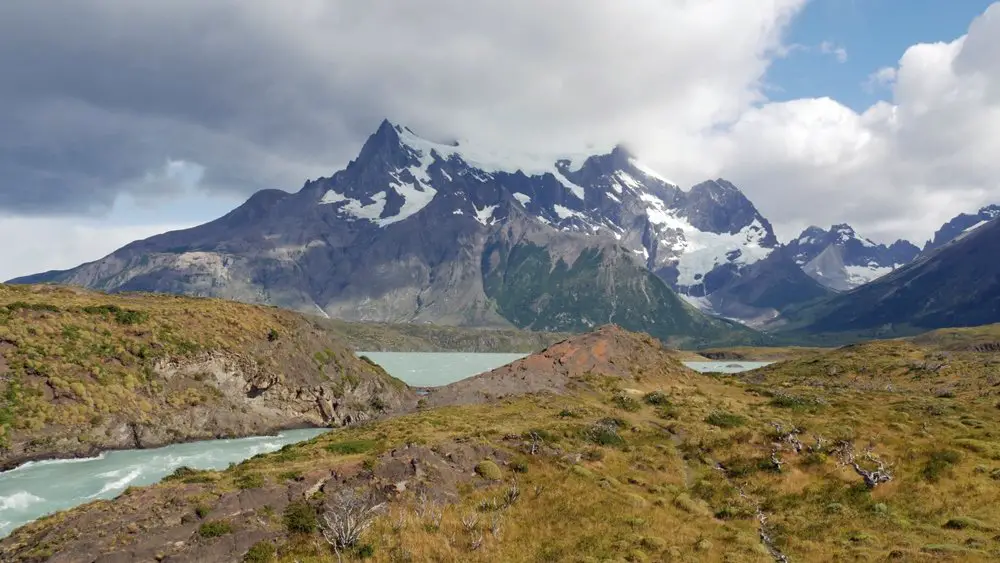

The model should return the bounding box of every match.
[0,284,415,470]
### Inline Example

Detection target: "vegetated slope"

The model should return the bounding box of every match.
[480,239,764,348]
[6,326,1000,562]
[0,284,414,470]
[750,323,1000,397]
[319,318,571,353]
[772,216,1000,339]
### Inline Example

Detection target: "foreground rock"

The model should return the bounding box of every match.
[0,284,415,470]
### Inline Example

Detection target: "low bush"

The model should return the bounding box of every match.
[612,391,641,412]
[475,460,503,481]
[283,501,317,534]
[243,540,276,563]
[705,411,747,428]
[922,449,961,482]
[325,439,378,455]
[642,391,670,406]
[198,520,232,538]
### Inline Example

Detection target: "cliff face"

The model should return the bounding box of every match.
[0,284,415,470]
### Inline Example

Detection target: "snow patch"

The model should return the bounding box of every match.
[615,171,644,193]
[319,189,389,223]
[513,193,531,206]
[629,158,676,186]
[963,220,988,233]
[475,204,499,225]
[553,204,585,221]
[845,264,896,286]
[554,169,586,200]
[319,190,347,205]
[379,180,437,226]
[639,193,772,285]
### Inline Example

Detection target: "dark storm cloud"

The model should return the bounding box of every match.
[0,0,802,215]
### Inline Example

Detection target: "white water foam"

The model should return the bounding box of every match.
[0,492,44,511]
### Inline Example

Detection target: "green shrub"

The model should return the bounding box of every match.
[325,439,378,455]
[510,458,529,473]
[355,544,376,558]
[642,391,670,406]
[164,466,198,481]
[769,393,825,411]
[283,501,318,534]
[235,472,265,489]
[943,517,993,531]
[114,309,148,325]
[922,449,961,482]
[612,391,641,412]
[195,504,210,519]
[243,541,276,563]
[705,411,747,428]
[475,460,503,481]
[198,520,233,538]
[585,419,625,447]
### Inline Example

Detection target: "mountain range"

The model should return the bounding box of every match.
[772,211,1000,338]
[11,120,1000,342]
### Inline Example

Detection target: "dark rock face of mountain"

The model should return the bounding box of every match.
[775,216,1000,335]
[699,247,833,326]
[13,120,769,346]
[923,204,1000,253]
[784,224,919,291]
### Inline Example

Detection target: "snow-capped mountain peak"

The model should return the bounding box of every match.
[310,119,786,317]
[786,223,918,291]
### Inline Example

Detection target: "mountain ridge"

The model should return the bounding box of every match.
[12,120,771,347]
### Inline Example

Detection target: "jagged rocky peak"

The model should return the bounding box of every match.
[679,179,778,241]
[924,203,1000,253]
[787,223,919,291]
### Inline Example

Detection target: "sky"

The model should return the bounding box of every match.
[1,0,999,280]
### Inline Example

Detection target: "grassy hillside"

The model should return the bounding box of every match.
[0,284,413,470]
[7,326,1000,561]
